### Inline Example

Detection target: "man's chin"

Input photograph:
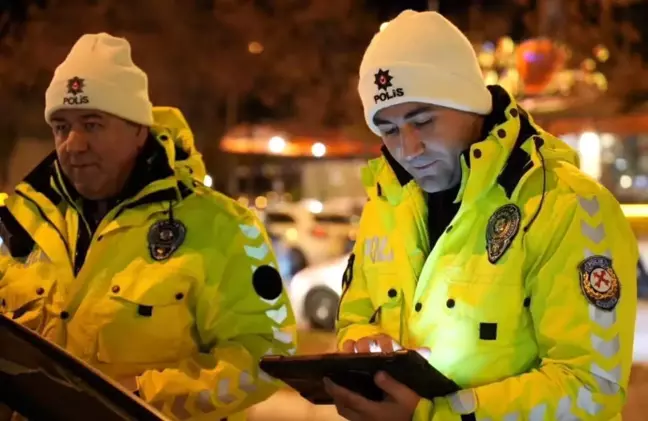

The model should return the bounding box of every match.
[416,176,451,194]
[72,183,104,201]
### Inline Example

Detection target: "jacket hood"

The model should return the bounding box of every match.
[151,106,207,183]
[531,120,580,169]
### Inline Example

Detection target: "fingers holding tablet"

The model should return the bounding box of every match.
[341,334,403,353]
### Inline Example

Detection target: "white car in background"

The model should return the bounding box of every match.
[263,201,356,279]
[288,253,350,330]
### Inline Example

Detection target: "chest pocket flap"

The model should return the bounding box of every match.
[0,269,55,330]
[109,272,192,307]
[96,269,196,365]
[443,280,531,346]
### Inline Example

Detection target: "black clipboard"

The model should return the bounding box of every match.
[0,315,168,421]
[260,350,460,405]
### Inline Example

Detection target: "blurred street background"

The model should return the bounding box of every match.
[3,0,648,419]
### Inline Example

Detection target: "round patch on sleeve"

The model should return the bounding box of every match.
[579,255,621,311]
[252,265,284,301]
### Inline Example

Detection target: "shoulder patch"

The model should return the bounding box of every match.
[579,255,620,311]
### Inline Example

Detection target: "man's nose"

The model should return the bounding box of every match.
[65,129,89,152]
[400,124,424,161]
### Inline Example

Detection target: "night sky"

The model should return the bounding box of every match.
[3,1,648,56]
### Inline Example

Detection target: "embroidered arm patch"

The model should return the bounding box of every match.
[579,255,620,311]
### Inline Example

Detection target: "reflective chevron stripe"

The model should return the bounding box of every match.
[589,303,615,328]
[196,390,217,413]
[591,333,620,359]
[556,396,578,420]
[517,196,621,420]
[238,223,291,341]
[591,363,621,394]
[216,378,237,404]
[528,403,547,421]
[266,305,288,324]
[584,248,611,258]
[579,197,600,217]
[578,195,619,417]
[238,371,257,394]
[239,223,261,239]
[272,326,293,344]
[577,388,603,416]
[244,243,269,261]
[580,221,605,244]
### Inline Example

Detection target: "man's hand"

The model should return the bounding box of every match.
[341,335,431,359]
[116,376,138,393]
[324,371,423,421]
[341,334,402,353]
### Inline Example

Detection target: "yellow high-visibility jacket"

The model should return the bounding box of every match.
[337,86,637,420]
[0,107,296,421]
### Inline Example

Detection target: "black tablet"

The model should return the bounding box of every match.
[260,350,460,405]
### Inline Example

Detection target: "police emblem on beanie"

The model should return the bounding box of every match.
[67,77,85,95]
[373,69,404,104]
[374,69,393,91]
[63,76,89,106]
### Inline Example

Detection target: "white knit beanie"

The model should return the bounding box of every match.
[45,33,153,126]
[358,10,492,136]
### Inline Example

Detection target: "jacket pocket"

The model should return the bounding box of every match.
[0,274,54,332]
[432,278,536,387]
[442,279,532,348]
[364,267,402,340]
[96,271,196,364]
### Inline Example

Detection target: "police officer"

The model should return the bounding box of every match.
[329,11,637,421]
[0,33,296,421]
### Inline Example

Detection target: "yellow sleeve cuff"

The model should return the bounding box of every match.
[447,389,478,414]
[413,398,435,421]
[413,390,478,421]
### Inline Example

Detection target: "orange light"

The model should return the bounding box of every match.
[311,226,328,238]
[621,204,648,218]
[221,134,381,158]
[248,41,264,54]
[255,196,268,209]
[516,38,566,95]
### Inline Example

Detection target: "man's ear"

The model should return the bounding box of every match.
[126,119,147,139]
[133,126,149,148]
